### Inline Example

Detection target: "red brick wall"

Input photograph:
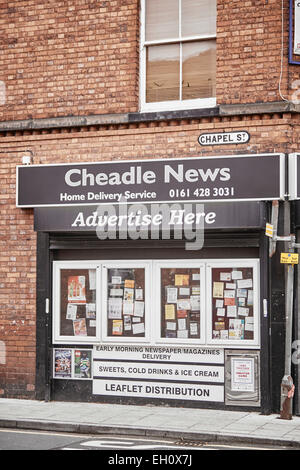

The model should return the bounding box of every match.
[0,0,297,122]
[216,0,290,104]
[0,0,299,399]
[0,0,139,121]
[0,153,36,398]
[0,110,298,397]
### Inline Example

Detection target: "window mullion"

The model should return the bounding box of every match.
[179,0,182,39]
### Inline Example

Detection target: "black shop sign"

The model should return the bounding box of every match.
[16,153,285,208]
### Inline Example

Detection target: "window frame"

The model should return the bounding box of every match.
[139,0,217,112]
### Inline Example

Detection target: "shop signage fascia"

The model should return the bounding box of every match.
[33,201,266,232]
[16,153,285,208]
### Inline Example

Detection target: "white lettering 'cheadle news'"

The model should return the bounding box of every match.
[64,164,231,187]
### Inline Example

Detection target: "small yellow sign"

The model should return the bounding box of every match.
[280,253,299,264]
[265,223,273,238]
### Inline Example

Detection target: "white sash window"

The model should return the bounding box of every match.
[140,0,217,111]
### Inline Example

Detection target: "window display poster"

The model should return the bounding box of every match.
[124,316,132,331]
[73,318,88,336]
[74,349,92,379]
[161,268,201,339]
[135,288,143,300]
[66,303,77,320]
[165,304,175,319]
[123,300,134,316]
[68,275,86,304]
[167,287,178,303]
[86,303,96,319]
[54,349,72,378]
[134,301,144,317]
[112,319,123,335]
[175,274,189,286]
[124,279,135,288]
[211,267,254,341]
[108,297,123,319]
[231,358,255,392]
[110,288,123,297]
[229,319,244,340]
[132,322,145,335]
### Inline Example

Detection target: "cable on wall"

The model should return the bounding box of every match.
[279,0,290,101]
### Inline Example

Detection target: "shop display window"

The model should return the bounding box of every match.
[105,266,146,339]
[53,259,260,347]
[101,262,151,343]
[154,261,206,344]
[207,261,260,346]
[52,262,100,344]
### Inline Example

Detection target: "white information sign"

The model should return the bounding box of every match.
[94,344,224,363]
[93,360,224,383]
[93,379,224,402]
[93,345,225,403]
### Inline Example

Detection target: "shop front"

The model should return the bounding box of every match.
[17,154,284,411]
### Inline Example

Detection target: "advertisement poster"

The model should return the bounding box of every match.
[53,348,93,380]
[68,275,86,304]
[54,349,72,378]
[73,318,88,336]
[231,358,255,392]
[74,350,92,379]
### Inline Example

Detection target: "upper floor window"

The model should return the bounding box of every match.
[140,0,216,112]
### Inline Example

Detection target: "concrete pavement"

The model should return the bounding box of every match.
[0,398,300,448]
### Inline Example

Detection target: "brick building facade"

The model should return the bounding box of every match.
[0,0,299,413]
